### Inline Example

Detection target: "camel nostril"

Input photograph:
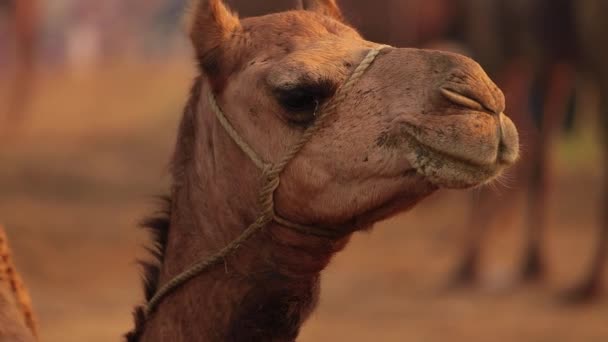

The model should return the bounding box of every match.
[440,87,497,115]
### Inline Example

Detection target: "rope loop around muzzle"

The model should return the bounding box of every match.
[143,46,387,318]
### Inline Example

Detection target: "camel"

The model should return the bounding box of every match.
[0,226,37,342]
[125,0,518,340]
[1,0,38,133]
[440,0,608,301]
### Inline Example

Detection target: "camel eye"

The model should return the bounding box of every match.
[274,81,336,124]
[277,88,319,114]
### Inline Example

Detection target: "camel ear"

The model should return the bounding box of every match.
[187,0,240,75]
[300,0,343,21]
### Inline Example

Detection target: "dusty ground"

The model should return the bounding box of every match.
[1,60,607,341]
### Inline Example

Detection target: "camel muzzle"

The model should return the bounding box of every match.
[379,49,520,188]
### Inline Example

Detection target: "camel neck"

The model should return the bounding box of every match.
[138,79,350,341]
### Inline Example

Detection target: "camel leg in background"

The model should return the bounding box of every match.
[520,141,547,282]
[0,225,37,341]
[563,77,608,302]
[520,62,576,282]
[449,59,532,288]
[4,0,38,131]
[450,191,501,287]
[450,186,525,288]
[449,192,493,287]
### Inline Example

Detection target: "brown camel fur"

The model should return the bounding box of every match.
[127,1,518,341]
[0,225,37,341]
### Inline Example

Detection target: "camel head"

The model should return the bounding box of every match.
[187,0,519,232]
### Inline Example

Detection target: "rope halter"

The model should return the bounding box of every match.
[144,46,388,317]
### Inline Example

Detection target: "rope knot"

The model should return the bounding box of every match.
[260,164,281,194]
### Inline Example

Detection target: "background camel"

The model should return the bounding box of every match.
[0,0,39,135]
[432,0,608,301]
[128,0,517,340]
[0,226,37,342]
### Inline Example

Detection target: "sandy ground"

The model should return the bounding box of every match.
[1,61,607,341]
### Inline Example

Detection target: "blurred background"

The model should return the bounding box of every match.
[1,0,607,341]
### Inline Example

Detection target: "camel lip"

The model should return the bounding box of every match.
[393,115,518,171]
[402,168,420,177]
[497,113,520,165]
[397,121,503,169]
[402,132,506,189]
[497,142,519,166]
[414,138,504,171]
[440,87,496,115]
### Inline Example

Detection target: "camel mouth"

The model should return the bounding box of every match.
[388,91,519,188]
[406,136,507,189]
[397,114,519,189]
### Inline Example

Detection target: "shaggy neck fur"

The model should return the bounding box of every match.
[127,77,352,342]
